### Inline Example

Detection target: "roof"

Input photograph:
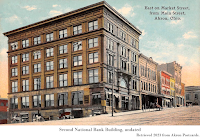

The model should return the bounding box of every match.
[185,86,200,91]
[139,53,158,65]
[3,1,142,36]
[0,98,8,101]
[160,70,172,77]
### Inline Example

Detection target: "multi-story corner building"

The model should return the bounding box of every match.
[139,54,159,109]
[181,83,185,106]
[0,98,8,124]
[3,1,141,123]
[185,86,200,106]
[170,77,175,107]
[157,61,182,107]
[157,71,172,107]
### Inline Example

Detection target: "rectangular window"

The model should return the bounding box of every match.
[59,45,67,54]
[107,22,113,33]
[34,78,41,90]
[59,29,67,38]
[22,53,29,62]
[89,20,98,31]
[89,52,98,64]
[11,68,18,76]
[73,55,82,66]
[46,61,54,71]
[12,81,18,93]
[46,76,53,88]
[108,71,113,83]
[195,94,198,99]
[46,33,53,42]
[34,36,41,45]
[11,56,17,64]
[89,69,98,83]
[58,93,68,106]
[59,74,67,87]
[186,94,189,100]
[72,91,83,105]
[121,96,128,109]
[107,54,114,66]
[33,95,41,108]
[132,52,135,62]
[107,39,114,50]
[34,63,41,73]
[121,60,127,70]
[106,94,111,106]
[45,94,54,107]
[73,25,82,35]
[73,71,82,85]
[10,42,18,50]
[73,41,82,51]
[121,46,126,56]
[88,38,98,48]
[11,97,18,109]
[22,66,29,75]
[22,96,29,108]
[46,48,54,57]
[133,80,137,90]
[59,58,67,69]
[132,65,137,75]
[120,31,126,41]
[92,93,101,105]
[33,51,41,59]
[131,38,136,47]
[22,39,29,48]
[22,79,29,91]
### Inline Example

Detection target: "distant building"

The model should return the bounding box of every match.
[139,54,160,109]
[3,1,141,123]
[157,71,173,107]
[0,98,8,124]
[158,61,183,107]
[185,86,200,105]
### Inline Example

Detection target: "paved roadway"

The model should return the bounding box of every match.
[6,106,200,125]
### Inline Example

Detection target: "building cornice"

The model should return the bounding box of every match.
[139,53,158,65]
[3,1,142,37]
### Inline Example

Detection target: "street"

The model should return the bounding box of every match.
[6,106,200,125]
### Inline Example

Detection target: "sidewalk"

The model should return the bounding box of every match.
[103,106,178,117]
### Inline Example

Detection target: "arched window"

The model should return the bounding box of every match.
[120,78,127,88]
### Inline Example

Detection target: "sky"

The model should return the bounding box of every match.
[0,0,199,98]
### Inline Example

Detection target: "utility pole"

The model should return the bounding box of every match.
[112,62,114,117]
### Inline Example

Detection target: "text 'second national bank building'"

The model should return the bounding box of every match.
[3,1,141,123]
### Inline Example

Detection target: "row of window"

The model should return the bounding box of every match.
[10,91,84,109]
[11,69,98,92]
[107,37,137,65]
[186,94,198,100]
[161,76,170,86]
[141,81,157,93]
[10,20,98,51]
[11,52,98,76]
[11,38,98,65]
[11,91,102,109]
[140,65,156,80]
[107,22,137,48]
[0,102,8,106]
